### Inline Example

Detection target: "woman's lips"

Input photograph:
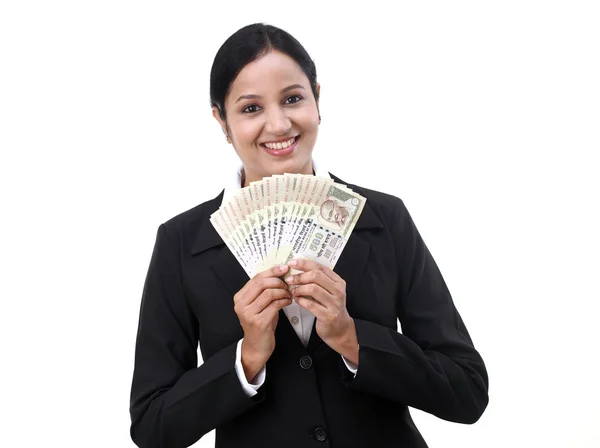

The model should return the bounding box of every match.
[261,135,300,156]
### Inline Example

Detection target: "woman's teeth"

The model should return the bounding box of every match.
[263,137,296,150]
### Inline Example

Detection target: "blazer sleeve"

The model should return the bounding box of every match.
[129,224,266,448]
[339,198,489,424]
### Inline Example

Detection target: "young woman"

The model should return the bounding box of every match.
[129,23,489,448]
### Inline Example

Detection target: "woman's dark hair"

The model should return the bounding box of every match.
[210,23,319,123]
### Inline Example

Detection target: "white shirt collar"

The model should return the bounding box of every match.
[222,158,331,205]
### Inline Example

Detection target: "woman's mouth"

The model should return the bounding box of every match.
[261,135,300,157]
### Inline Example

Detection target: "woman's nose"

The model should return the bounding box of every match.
[264,108,292,135]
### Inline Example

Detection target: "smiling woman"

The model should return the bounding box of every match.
[209,26,321,186]
[129,22,489,448]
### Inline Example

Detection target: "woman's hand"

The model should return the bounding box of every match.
[284,259,354,344]
[234,264,293,381]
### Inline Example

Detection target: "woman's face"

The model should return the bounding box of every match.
[213,50,320,185]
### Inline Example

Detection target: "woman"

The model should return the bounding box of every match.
[129,23,488,448]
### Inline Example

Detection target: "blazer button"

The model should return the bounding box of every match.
[313,427,327,442]
[299,355,313,369]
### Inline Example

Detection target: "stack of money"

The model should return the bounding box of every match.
[210,173,366,278]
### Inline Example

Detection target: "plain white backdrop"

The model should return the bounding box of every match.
[1,1,599,446]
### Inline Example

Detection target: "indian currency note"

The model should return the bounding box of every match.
[278,173,297,261]
[281,182,366,271]
[231,192,262,267]
[285,173,308,250]
[239,186,267,274]
[272,174,289,265]
[248,181,269,274]
[262,176,275,268]
[271,175,282,265]
[276,173,309,271]
[224,199,258,274]
[284,176,331,277]
[209,211,252,277]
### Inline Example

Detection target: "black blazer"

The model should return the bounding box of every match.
[129,173,489,448]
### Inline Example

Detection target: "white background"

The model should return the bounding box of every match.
[1,1,599,447]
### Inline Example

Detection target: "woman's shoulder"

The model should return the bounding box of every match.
[155,189,225,243]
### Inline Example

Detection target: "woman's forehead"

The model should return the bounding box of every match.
[227,51,309,100]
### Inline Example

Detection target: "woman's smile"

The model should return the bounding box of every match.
[260,135,300,157]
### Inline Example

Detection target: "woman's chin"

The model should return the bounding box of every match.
[262,153,310,172]
[279,160,314,176]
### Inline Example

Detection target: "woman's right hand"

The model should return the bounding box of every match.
[234,264,292,381]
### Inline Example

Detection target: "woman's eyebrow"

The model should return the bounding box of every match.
[236,84,305,103]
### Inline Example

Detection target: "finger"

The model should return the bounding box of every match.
[238,264,288,297]
[292,283,334,309]
[285,269,337,295]
[294,294,328,319]
[256,263,290,279]
[259,296,294,319]
[288,258,339,283]
[248,288,292,315]
[237,277,288,306]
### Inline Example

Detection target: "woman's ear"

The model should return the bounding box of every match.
[314,83,321,124]
[212,106,231,143]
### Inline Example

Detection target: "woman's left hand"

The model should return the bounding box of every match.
[284,258,354,343]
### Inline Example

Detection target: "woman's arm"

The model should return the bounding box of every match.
[129,224,264,448]
[339,198,489,424]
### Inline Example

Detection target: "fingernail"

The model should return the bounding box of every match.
[289,260,297,267]
[285,276,293,283]
[279,265,288,272]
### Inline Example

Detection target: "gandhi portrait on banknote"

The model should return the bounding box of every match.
[318,198,352,230]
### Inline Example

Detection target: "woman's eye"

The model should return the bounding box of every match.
[242,96,301,114]
[242,104,260,114]
[285,95,302,104]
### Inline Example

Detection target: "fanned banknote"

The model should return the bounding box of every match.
[210,173,366,278]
